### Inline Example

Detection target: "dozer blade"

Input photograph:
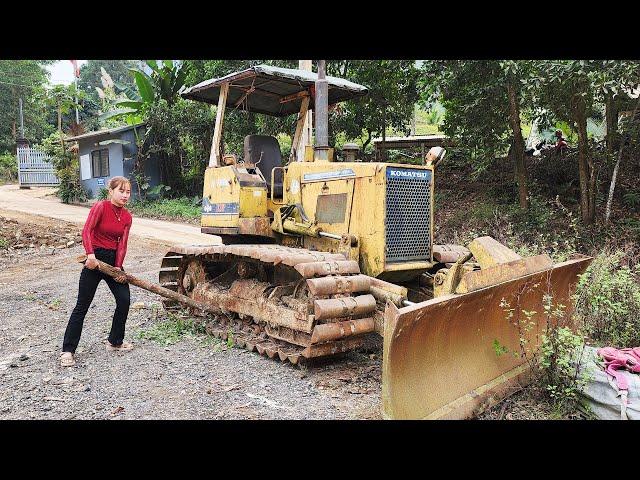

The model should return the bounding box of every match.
[381,256,592,420]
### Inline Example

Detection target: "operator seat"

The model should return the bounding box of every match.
[243,135,284,198]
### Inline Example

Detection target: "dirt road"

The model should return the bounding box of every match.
[0,210,381,420]
[0,184,220,247]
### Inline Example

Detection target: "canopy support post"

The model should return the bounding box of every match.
[290,95,310,163]
[209,82,229,167]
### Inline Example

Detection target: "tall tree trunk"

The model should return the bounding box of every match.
[574,97,593,224]
[605,96,640,223]
[58,104,65,151]
[506,80,528,209]
[605,94,618,153]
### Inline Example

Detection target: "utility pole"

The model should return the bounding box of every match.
[18,98,25,137]
[297,60,313,162]
[381,99,388,162]
[74,76,80,124]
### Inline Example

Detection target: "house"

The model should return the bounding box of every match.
[65,123,162,199]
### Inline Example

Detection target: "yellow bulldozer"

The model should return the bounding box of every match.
[112,62,592,419]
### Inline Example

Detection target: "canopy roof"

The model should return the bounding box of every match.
[181,64,368,117]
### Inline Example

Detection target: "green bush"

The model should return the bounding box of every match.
[97,187,109,200]
[0,153,17,182]
[39,132,87,203]
[127,196,201,220]
[495,293,589,417]
[573,251,640,347]
[539,325,589,414]
[136,312,206,345]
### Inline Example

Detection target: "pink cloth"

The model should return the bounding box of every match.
[597,347,640,391]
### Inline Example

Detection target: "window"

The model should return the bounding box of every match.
[91,149,110,178]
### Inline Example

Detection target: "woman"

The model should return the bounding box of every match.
[60,176,133,367]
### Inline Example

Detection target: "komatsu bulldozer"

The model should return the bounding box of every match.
[153,62,592,419]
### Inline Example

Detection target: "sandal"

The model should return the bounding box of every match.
[106,341,134,352]
[60,352,76,367]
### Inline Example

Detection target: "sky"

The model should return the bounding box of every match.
[45,60,87,85]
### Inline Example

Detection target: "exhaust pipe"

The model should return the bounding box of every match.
[314,60,329,162]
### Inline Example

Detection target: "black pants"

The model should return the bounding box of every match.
[62,248,130,353]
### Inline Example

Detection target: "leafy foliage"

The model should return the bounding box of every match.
[0,60,53,152]
[78,60,140,104]
[97,187,109,200]
[135,311,209,346]
[138,97,215,196]
[326,60,421,150]
[573,251,640,347]
[0,152,17,182]
[496,293,589,416]
[40,131,87,203]
[127,196,201,220]
[422,60,514,167]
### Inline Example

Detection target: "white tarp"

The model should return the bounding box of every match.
[577,346,640,420]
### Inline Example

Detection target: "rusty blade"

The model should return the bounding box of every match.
[381,256,592,420]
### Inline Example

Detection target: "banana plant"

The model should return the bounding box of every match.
[99,60,187,124]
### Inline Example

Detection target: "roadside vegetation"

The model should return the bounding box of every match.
[436,150,640,419]
[0,153,17,185]
[126,196,201,223]
[135,310,221,349]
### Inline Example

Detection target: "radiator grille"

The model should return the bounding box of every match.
[385,167,432,263]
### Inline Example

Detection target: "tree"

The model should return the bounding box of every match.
[100,60,189,125]
[43,84,84,135]
[182,60,421,155]
[101,60,213,196]
[182,60,298,155]
[77,60,139,104]
[326,60,420,152]
[531,60,639,224]
[0,60,53,152]
[600,62,640,223]
[422,60,532,208]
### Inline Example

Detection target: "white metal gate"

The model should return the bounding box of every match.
[16,146,59,186]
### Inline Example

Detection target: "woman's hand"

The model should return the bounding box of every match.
[85,254,98,270]
[114,267,127,284]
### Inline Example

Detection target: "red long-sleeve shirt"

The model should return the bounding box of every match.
[82,200,132,268]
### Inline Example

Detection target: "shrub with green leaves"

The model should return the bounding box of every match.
[495,292,589,416]
[135,313,206,345]
[0,153,17,182]
[127,196,201,220]
[573,251,640,347]
[39,132,87,203]
[97,187,109,200]
[539,326,589,413]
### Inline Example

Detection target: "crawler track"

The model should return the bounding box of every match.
[159,244,383,364]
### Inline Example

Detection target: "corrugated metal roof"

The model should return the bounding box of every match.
[181,65,368,117]
[65,123,145,141]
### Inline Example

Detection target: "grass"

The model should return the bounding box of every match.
[127,197,201,220]
[135,311,220,347]
[48,298,62,310]
[414,108,444,135]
